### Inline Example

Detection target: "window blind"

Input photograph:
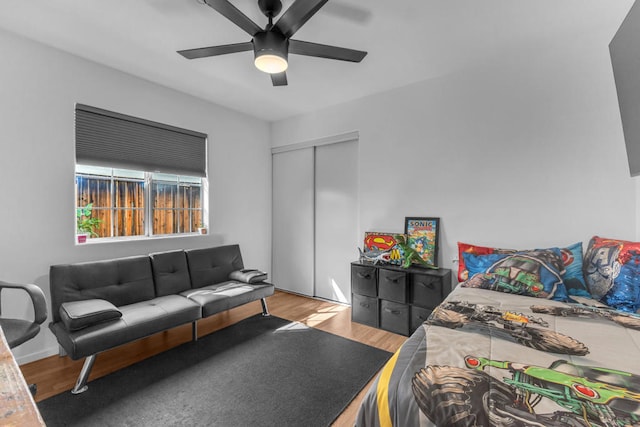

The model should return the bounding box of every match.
[75,104,207,177]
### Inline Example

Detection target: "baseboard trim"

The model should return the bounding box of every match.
[16,347,58,366]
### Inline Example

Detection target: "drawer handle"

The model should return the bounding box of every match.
[416,281,435,289]
[384,275,404,283]
[359,302,370,308]
[384,308,401,315]
[357,273,371,279]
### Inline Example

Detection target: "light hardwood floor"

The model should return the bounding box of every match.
[20,290,407,426]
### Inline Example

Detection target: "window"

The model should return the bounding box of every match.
[75,104,207,241]
[151,173,202,235]
[76,166,204,238]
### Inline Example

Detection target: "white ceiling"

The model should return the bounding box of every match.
[0,0,634,121]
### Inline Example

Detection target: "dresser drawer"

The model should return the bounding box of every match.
[352,293,378,327]
[378,269,408,303]
[380,300,410,336]
[350,262,452,336]
[351,265,377,297]
[411,274,443,309]
[411,305,433,332]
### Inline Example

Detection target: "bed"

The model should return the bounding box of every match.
[355,238,640,427]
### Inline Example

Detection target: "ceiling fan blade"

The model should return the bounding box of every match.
[204,0,261,36]
[274,0,329,38]
[289,39,367,62]
[271,72,288,86]
[178,42,254,59]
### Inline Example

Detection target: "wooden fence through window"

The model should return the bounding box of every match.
[76,175,201,237]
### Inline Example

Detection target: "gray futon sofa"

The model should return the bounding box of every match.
[49,244,274,394]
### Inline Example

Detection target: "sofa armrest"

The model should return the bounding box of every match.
[229,269,268,283]
[59,299,122,331]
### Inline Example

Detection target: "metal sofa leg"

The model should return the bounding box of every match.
[261,298,270,316]
[71,354,96,394]
[192,321,198,342]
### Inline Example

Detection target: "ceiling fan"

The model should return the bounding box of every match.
[177,0,368,86]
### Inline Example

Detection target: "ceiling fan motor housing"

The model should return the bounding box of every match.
[253,31,289,63]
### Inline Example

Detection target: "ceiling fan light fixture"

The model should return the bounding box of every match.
[253,31,289,74]
[254,53,288,74]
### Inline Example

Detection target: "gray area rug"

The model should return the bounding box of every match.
[38,314,392,426]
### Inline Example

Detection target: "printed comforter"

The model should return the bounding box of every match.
[355,285,640,427]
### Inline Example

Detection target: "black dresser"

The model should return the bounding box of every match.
[351,261,452,336]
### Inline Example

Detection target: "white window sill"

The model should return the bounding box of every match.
[75,232,207,245]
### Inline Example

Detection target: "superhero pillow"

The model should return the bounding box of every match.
[583,236,640,313]
[461,248,569,301]
[457,242,515,282]
[462,252,509,278]
[559,242,591,298]
[457,241,590,297]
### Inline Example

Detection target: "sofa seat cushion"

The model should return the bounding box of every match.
[180,281,274,317]
[59,299,122,331]
[50,295,201,360]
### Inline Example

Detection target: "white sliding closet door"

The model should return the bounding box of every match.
[272,148,314,296]
[272,132,359,302]
[315,141,358,303]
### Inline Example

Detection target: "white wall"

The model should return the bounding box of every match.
[0,29,272,364]
[272,33,636,280]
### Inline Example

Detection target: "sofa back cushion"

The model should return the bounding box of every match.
[186,245,244,288]
[150,250,192,297]
[49,255,155,323]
